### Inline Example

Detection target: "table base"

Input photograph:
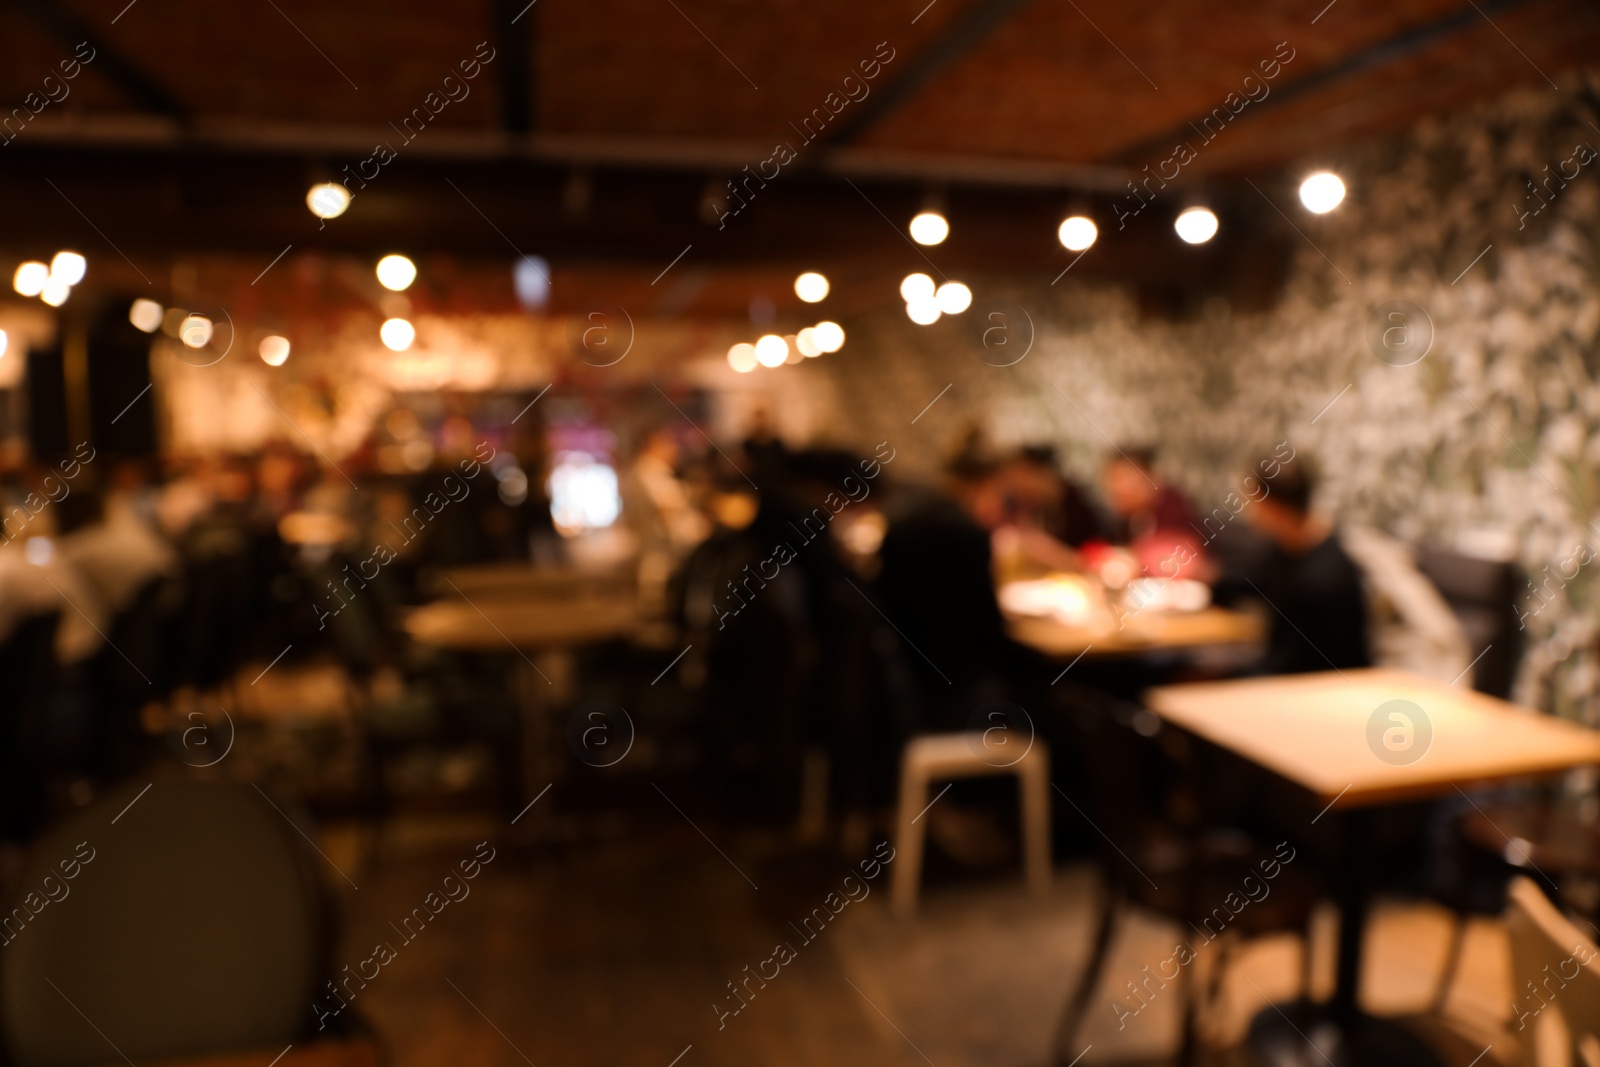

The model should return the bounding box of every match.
[1247,1003,1446,1067]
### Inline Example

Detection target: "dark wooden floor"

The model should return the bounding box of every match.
[327,810,1513,1067]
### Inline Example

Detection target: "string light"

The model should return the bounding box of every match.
[1175,207,1219,244]
[794,272,829,303]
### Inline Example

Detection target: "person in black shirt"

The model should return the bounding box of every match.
[1225,458,1370,674]
[876,459,1044,731]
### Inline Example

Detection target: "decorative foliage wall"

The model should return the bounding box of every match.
[805,70,1600,720]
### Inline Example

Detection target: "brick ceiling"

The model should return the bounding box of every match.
[0,0,1595,312]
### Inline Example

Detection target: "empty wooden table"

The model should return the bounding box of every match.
[1145,668,1600,1066]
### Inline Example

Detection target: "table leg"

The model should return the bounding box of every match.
[1331,807,1371,1024]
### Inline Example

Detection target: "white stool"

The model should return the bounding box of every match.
[890,732,1051,915]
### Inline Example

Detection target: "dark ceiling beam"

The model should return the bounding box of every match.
[11,0,187,122]
[1109,0,1532,166]
[492,0,535,135]
[814,0,1034,150]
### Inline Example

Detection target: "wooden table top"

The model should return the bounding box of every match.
[425,563,635,601]
[1007,606,1263,659]
[404,594,638,652]
[1145,668,1600,808]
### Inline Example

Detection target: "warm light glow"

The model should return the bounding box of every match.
[1299,171,1346,214]
[794,271,829,303]
[380,317,416,351]
[129,298,164,333]
[1175,207,1219,244]
[259,335,291,366]
[548,453,622,535]
[899,272,935,303]
[727,342,759,373]
[935,281,972,314]
[376,254,417,291]
[179,314,213,348]
[909,211,949,246]
[0,330,7,359]
[50,251,86,285]
[1058,216,1098,251]
[795,327,822,357]
[13,262,48,297]
[307,182,351,219]
[40,278,71,307]
[754,333,788,367]
[813,321,845,353]
[906,297,941,325]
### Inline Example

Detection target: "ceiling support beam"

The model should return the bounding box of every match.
[492,0,536,135]
[815,0,1034,151]
[11,0,187,122]
[1109,0,1532,166]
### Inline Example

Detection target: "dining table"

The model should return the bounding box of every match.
[402,571,642,827]
[999,573,1264,660]
[1144,667,1600,1066]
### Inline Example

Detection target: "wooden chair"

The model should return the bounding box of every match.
[1505,876,1600,1067]
[890,732,1051,915]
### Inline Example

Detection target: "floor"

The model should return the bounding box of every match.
[324,812,1515,1067]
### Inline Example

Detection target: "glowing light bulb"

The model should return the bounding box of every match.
[1299,171,1346,214]
[906,297,941,325]
[795,327,822,357]
[0,330,7,359]
[909,211,949,246]
[1058,216,1098,251]
[935,282,972,314]
[376,254,417,291]
[259,335,291,366]
[13,262,48,297]
[50,251,86,285]
[754,334,788,367]
[40,278,71,307]
[380,317,415,351]
[129,299,164,333]
[812,321,844,353]
[179,314,213,348]
[899,272,935,303]
[794,271,829,303]
[727,342,759,373]
[307,182,351,219]
[1175,207,1219,244]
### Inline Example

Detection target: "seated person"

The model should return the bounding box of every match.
[876,458,1044,730]
[1220,458,1371,674]
[1004,445,1100,548]
[1099,447,1207,578]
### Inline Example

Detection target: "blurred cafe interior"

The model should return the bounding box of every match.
[8,3,1600,1066]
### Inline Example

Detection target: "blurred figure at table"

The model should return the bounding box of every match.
[877,457,1046,731]
[1003,446,1100,549]
[624,427,710,617]
[1100,447,1207,580]
[622,427,709,557]
[1220,457,1370,674]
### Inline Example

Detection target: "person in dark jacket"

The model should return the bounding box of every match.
[1226,458,1371,674]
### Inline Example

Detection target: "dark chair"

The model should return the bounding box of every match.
[0,780,374,1067]
[1413,547,1524,698]
[1051,683,1323,1066]
[1426,787,1600,1016]
[0,613,61,843]
[85,576,180,778]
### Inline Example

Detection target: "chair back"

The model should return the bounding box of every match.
[1,781,332,1067]
[1506,876,1600,1066]
[1414,548,1523,697]
[0,612,60,841]
[1053,683,1170,877]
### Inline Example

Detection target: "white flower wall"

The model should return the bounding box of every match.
[803,71,1600,720]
